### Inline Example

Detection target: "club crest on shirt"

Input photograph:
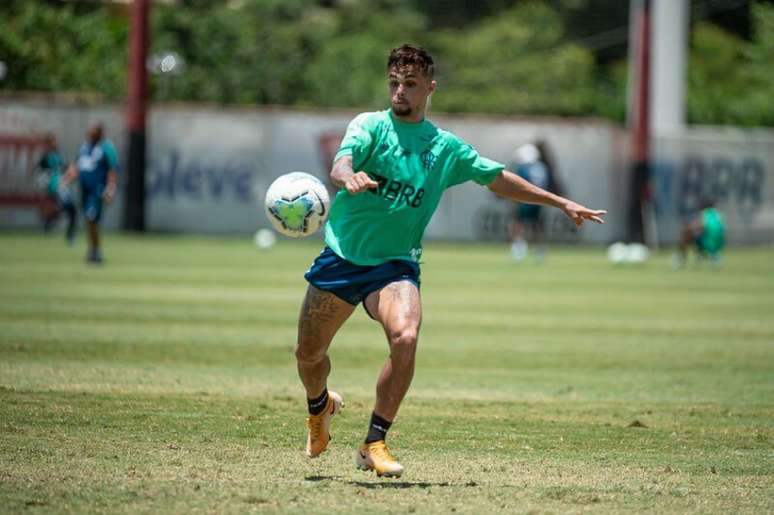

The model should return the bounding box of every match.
[420,149,437,171]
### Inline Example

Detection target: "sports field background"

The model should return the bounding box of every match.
[1,232,772,513]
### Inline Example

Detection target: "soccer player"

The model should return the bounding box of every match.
[508,142,555,262]
[37,133,77,244]
[674,198,725,268]
[64,123,119,264]
[297,45,606,478]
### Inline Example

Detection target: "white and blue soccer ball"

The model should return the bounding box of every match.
[607,242,629,264]
[264,172,330,238]
[607,242,650,265]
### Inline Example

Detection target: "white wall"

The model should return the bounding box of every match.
[651,128,774,245]
[3,99,772,245]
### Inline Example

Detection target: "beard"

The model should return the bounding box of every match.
[391,103,412,116]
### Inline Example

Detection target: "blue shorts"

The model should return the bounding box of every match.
[81,185,103,223]
[516,203,542,222]
[304,247,421,312]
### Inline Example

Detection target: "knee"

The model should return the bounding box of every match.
[388,328,418,358]
[295,340,327,366]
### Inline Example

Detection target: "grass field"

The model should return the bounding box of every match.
[1,232,772,513]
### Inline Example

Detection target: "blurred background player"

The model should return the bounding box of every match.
[36,133,77,244]
[508,140,563,263]
[65,123,119,264]
[674,198,726,268]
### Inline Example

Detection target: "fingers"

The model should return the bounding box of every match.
[579,208,606,225]
[581,211,605,224]
[345,172,378,195]
[567,207,606,226]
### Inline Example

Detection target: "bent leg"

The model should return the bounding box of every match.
[63,202,77,243]
[296,285,356,399]
[679,223,697,261]
[364,280,422,422]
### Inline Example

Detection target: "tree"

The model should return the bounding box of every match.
[430,3,597,116]
[301,0,427,108]
[0,1,127,97]
[738,2,774,126]
[687,2,774,126]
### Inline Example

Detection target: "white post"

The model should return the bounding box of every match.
[650,0,689,136]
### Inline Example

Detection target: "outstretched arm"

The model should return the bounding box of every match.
[330,155,378,195]
[103,169,118,204]
[488,170,606,227]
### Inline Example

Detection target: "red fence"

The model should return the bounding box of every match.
[0,133,48,207]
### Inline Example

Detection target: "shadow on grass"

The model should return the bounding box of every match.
[305,475,476,489]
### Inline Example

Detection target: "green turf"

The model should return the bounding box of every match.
[1,232,772,513]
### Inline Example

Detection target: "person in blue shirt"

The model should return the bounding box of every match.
[508,141,563,262]
[65,123,119,264]
[37,133,77,244]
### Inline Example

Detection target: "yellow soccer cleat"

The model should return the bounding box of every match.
[305,391,343,458]
[355,440,404,478]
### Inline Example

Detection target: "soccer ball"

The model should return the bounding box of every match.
[607,242,650,265]
[253,228,277,249]
[606,242,629,264]
[627,243,650,264]
[264,172,330,238]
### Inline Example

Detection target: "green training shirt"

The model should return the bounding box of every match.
[326,109,505,265]
[699,207,725,253]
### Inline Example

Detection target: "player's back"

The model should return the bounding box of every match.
[517,162,549,190]
[700,208,725,253]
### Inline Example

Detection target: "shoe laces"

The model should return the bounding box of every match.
[306,414,323,441]
[370,442,396,462]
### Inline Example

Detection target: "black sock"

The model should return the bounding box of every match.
[307,389,329,415]
[365,412,392,444]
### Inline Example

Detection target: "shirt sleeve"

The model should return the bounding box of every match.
[102,141,119,172]
[448,137,505,187]
[334,112,377,170]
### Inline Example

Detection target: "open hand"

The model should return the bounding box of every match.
[562,201,606,227]
[345,172,378,195]
[102,187,116,205]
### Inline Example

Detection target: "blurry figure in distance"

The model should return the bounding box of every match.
[64,123,119,264]
[508,140,563,263]
[37,133,77,245]
[673,198,726,268]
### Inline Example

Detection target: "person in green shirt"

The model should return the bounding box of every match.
[37,133,77,244]
[674,198,726,267]
[298,44,606,477]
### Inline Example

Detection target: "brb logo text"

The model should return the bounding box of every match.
[679,156,764,219]
[652,155,766,222]
[366,172,425,208]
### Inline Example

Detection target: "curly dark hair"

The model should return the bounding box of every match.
[387,44,434,79]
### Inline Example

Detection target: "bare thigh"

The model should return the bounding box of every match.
[296,285,356,357]
[364,280,422,338]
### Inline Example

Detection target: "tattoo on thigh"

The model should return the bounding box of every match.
[300,287,343,325]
